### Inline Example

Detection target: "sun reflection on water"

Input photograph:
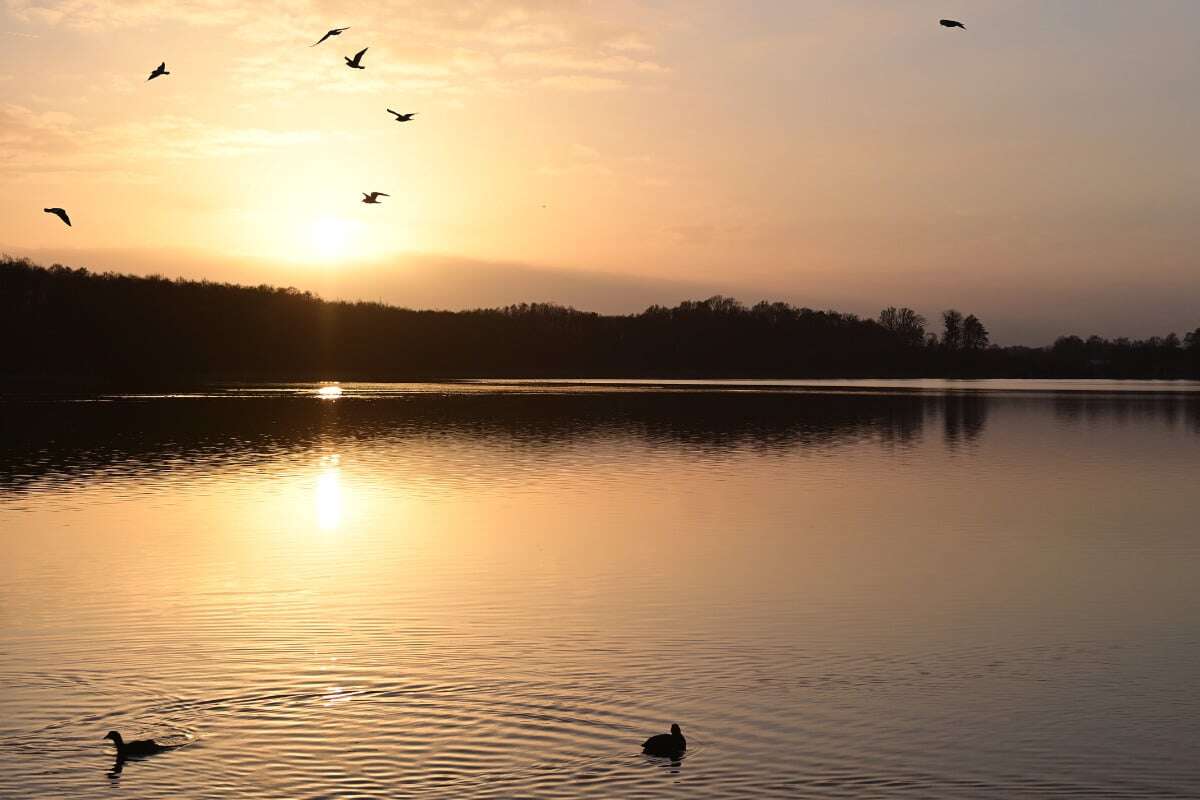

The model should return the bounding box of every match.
[317,384,343,399]
[316,457,343,531]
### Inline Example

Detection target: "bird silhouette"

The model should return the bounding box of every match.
[345,47,368,69]
[311,27,350,47]
[43,207,71,227]
[361,192,389,204]
[387,109,418,122]
[147,62,169,80]
[104,731,169,759]
[939,19,966,29]
[642,724,686,757]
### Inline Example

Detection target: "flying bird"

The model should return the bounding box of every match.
[147,61,169,80]
[361,192,389,204]
[345,47,368,69]
[43,207,71,227]
[387,109,417,122]
[311,26,350,47]
[939,19,966,29]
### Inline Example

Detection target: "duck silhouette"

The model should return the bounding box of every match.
[387,109,417,122]
[361,191,389,204]
[104,731,169,759]
[939,19,966,29]
[344,47,368,69]
[147,62,169,80]
[642,723,686,757]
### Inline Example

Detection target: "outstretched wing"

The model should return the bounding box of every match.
[311,31,333,46]
[387,108,399,116]
[354,47,368,60]
[376,192,389,197]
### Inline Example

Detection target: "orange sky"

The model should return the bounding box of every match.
[3,1,1199,343]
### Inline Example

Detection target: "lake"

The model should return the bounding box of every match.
[2,381,1200,798]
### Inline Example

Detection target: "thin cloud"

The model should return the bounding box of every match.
[605,33,653,52]
[538,75,627,92]
[0,105,324,176]
[5,0,251,30]
[503,49,668,74]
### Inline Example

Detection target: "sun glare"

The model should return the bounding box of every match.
[317,384,343,399]
[309,216,355,260]
[315,457,343,531]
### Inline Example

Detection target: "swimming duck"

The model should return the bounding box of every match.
[642,723,686,756]
[104,730,168,759]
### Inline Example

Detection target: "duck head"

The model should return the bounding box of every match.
[104,731,123,747]
[670,724,682,737]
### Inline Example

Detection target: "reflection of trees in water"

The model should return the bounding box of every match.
[942,393,990,449]
[1052,394,1200,433]
[7,389,1196,494]
[0,391,940,493]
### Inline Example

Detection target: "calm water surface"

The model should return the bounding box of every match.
[2,381,1199,798]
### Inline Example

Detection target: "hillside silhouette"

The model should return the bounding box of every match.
[2,257,1198,382]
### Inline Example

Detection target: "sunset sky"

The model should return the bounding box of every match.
[3,0,1199,343]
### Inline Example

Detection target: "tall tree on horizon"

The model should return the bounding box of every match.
[942,310,964,351]
[963,314,990,350]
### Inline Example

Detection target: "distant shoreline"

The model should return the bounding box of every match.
[4,257,1199,383]
[4,376,1200,398]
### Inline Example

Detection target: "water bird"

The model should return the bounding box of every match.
[104,731,169,759]
[387,109,417,122]
[147,62,169,80]
[939,19,966,29]
[345,47,368,69]
[642,723,686,757]
[43,207,71,226]
[361,192,389,204]
[311,27,350,47]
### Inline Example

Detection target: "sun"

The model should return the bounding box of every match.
[309,216,355,260]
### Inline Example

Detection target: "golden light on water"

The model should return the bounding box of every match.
[317,384,343,399]
[315,465,343,531]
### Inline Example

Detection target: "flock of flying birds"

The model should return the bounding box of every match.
[41,24,418,228]
[41,18,969,230]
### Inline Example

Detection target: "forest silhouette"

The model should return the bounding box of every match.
[3,257,1198,382]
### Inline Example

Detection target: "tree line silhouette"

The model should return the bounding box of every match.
[2,257,1198,382]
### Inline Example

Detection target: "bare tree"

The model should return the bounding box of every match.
[878,307,927,347]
